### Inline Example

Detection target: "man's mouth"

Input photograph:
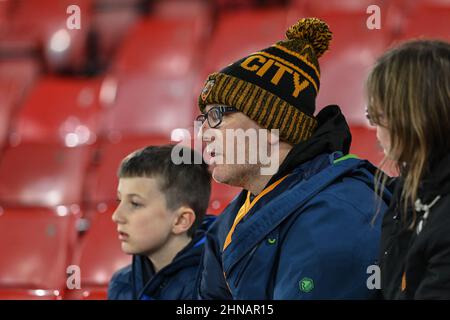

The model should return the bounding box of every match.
[118,230,129,241]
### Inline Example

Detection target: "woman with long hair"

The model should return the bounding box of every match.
[366,39,450,299]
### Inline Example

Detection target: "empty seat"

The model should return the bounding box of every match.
[11,76,103,146]
[102,17,202,137]
[62,286,110,300]
[394,0,450,42]
[95,0,144,8]
[0,0,93,73]
[0,58,41,149]
[0,0,12,36]
[91,7,142,68]
[151,0,213,40]
[113,17,203,76]
[152,0,211,18]
[0,143,93,207]
[292,0,386,13]
[102,75,198,137]
[0,289,62,300]
[202,8,289,77]
[0,207,78,299]
[214,0,269,11]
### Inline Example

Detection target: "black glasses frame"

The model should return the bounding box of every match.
[196,105,238,128]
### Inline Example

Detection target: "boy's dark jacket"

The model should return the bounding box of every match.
[380,150,450,299]
[196,105,392,299]
[108,216,215,300]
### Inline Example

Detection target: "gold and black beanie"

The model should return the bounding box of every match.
[198,17,332,144]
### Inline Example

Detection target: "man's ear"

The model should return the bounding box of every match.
[172,206,196,236]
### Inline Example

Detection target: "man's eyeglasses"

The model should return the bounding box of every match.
[196,105,238,128]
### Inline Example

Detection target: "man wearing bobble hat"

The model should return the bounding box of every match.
[196,18,391,299]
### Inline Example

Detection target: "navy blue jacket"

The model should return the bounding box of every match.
[108,216,215,300]
[197,106,392,300]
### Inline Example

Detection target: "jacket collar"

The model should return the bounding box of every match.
[222,155,363,275]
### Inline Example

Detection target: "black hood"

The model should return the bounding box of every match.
[419,149,450,201]
[268,105,352,185]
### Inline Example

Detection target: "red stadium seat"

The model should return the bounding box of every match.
[102,17,202,137]
[152,0,211,18]
[394,0,450,42]
[63,286,109,300]
[214,0,267,11]
[102,75,198,137]
[0,207,78,300]
[202,8,290,77]
[0,289,62,300]
[292,0,386,13]
[113,17,203,75]
[0,0,92,72]
[151,0,213,40]
[0,58,41,149]
[64,208,130,300]
[0,0,12,35]
[95,0,143,7]
[91,6,142,67]
[11,77,103,146]
[0,143,93,207]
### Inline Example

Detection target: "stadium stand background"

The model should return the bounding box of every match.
[0,0,448,299]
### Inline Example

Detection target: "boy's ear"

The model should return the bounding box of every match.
[172,206,196,236]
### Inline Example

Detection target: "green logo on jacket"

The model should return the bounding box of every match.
[299,277,314,293]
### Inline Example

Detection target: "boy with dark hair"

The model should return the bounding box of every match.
[108,144,213,300]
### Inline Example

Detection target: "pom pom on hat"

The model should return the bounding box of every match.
[285,17,332,58]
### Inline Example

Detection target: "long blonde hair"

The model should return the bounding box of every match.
[366,39,450,228]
